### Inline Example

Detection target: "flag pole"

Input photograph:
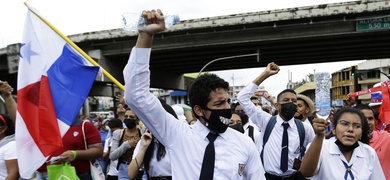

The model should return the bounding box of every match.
[23,2,125,91]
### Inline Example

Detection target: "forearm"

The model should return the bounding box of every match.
[299,135,324,177]
[135,32,153,48]
[252,71,272,85]
[110,142,131,160]
[5,160,19,180]
[5,173,19,180]
[3,95,16,123]
[74,144,103,160]
[128,146,147,178]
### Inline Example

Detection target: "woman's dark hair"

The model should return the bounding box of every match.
[332,107,370,144]
[0,114,15,136]
[237,112,249,125]
[144,102,178,176]
[188,73,229,118]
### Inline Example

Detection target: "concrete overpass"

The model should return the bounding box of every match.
[1,0,390,93]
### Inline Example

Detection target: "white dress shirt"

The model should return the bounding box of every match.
[302,118,315,135]
[124,48,265,180]
[104,137,118,176]
[308,137,385,180]
[237,82,315,176]
[133,139,171,178]
[243,123,263,153]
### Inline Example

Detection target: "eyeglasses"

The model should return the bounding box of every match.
[125,115,137,119]
[338,120,362,130]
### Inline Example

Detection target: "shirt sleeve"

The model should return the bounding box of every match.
[3,141,17,160]
[244,141,266,179]
[123,48,189,149]
[103,137,110,153]
[132,140,142,159]
[237,83,271,132]
[109,129,131,160]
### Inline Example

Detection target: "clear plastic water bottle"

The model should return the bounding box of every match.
[315,72,331,120]
[122,12,180,31]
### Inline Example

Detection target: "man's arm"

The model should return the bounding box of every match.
[124,10,186,147]
[252,62,280,86]
[237,63,279,130]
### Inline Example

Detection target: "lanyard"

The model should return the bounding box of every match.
[341,160,354,180]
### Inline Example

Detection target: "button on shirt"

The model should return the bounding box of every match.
[237,83,315,176]
[308,137,385,180]
[124,48,265,180]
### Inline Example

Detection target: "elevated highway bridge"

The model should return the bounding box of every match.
[1,0,390,94]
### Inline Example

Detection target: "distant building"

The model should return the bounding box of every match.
[331,66,357,107]
[357,59,390,104]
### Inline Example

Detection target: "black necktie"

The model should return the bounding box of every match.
[281,122,289,172]
[199,132,218,180]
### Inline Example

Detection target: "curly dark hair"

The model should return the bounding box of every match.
[188,73,229,118]
[276,89,296,103]
[332,107,370,144]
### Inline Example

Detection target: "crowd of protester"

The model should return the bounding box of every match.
[1,9,389,180]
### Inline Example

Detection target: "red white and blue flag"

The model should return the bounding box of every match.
[16,6,99,178]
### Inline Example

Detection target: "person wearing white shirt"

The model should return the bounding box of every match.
[300,108,385,180]
[124,9,265,180]
[239,113,263,153]
[0,114,17,180]
[104,119,123,180]
[237,62,315,179]
[128,100,177,180]
[128,131,172,180]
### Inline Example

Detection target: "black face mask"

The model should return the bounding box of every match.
[124,119,137,129]
[294,114,304,120]
[334,139,360,152]
[202,108,232,133]
[229,124,244,133]
[280,102,297,120]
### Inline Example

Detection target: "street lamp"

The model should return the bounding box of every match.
[197,50,260,77]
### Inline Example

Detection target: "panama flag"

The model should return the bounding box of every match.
[16,6,100,178]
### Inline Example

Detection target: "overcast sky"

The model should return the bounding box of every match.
[0,0,365,95]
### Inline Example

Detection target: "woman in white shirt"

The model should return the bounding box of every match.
[127,101,176,180]
[0,114,18,180]
[300,107,385,180]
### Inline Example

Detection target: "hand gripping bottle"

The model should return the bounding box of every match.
[122,12,180,31]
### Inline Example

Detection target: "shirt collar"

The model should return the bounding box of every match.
[193,119,228,140]
[276,115,294,127]
[328,137,365,158]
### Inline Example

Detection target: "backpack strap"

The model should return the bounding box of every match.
[294,119,306,159]
[247,125,255,142]
[261,116,277,164]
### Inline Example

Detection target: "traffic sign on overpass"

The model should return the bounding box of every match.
[357,16,390,31]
